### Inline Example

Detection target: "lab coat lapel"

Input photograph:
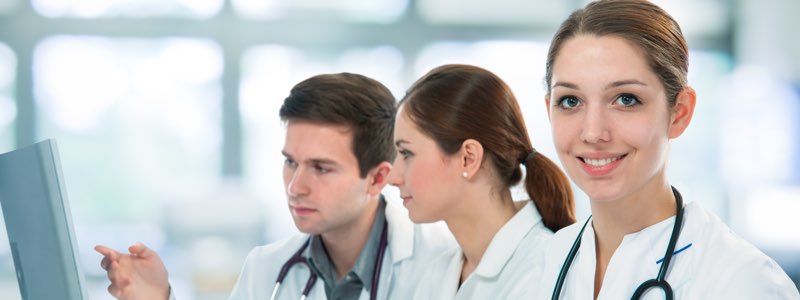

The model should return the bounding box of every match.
[377,199,415,299]
[384,198,415,263]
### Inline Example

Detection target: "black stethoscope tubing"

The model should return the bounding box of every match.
[272,219,389,300]
[551,186,685,300]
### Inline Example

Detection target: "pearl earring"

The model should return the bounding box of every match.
[462,171,468,178]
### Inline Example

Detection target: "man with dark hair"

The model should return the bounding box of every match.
[96,73,456,299]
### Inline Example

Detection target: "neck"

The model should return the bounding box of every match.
[320,195,380,279]
[590,177,676,297]
[444,186,517,282]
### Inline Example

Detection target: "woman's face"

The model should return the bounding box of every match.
[388,106,463,223]
[547,34,683,203]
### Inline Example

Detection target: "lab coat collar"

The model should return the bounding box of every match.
[473,200,542,278]
[383,196,415,263]
[575,205,689,299]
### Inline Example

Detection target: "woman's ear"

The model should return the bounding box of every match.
[545,95,552,121]
[668,87,697,139]
[459,139,484,180]
[366,161,393,196]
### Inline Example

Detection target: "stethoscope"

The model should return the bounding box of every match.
[551,186,685,300]
[270,219,389,300]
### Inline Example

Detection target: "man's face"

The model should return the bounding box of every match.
[281,120,373,236]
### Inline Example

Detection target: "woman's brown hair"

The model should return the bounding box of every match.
[400,64,575,231]
[545,0,689,106]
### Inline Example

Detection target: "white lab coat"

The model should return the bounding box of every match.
[539,201,800,299]
[228,198,457,300]
[413,201,553,300]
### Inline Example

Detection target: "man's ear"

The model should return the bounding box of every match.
[366,161,393,196]
[459,139,484,180]
[668,87,697,139]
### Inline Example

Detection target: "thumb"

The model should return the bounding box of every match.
[128,242,155,258]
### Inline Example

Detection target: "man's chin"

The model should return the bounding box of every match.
[293,221,324,235]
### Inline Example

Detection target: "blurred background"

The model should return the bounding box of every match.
[0,0,798,298]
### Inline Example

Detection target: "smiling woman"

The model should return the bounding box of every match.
[538,1,800,299]
[547,34,680,203]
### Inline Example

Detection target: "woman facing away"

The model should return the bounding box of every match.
[387,64,576,299]
[537,0,800,299]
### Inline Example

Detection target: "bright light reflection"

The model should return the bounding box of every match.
[338,46,405,97]
[0,43,14,87]
[35,36,127,132]
[0,43,15,133]
[721,66,798,184]
[32,0,221,18]
[35,36,223,151]
[232,0,406,22]
[418,0,570,26]
[744,187,800,250]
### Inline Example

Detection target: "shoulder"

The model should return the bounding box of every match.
[230,234,311,299]
[500,201,555,266]
[241,234,310,268]
[682,203,799,298]
[685,202,769,264]
[546,219,587,256]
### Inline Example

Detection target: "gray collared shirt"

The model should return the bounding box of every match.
[306,197,387,300]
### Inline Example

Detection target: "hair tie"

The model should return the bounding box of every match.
[521,148,537,166]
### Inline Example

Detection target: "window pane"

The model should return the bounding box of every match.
[32,0,222,18]
[0,42,15,153]
[34,35,224,296]
[233,0,407,23]
[239,45,404,241]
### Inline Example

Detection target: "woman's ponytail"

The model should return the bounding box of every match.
[522,151,575,231]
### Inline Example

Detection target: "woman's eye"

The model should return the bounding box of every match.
[398,149,413,160]
[557,96,581,109]
[615,94,640,107]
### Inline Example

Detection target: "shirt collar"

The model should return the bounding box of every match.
[305,196,387,291]
[351,197,386,291]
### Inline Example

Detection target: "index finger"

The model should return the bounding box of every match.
[95,245,121,261]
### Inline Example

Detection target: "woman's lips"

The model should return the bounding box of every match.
[578,154,626,176]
